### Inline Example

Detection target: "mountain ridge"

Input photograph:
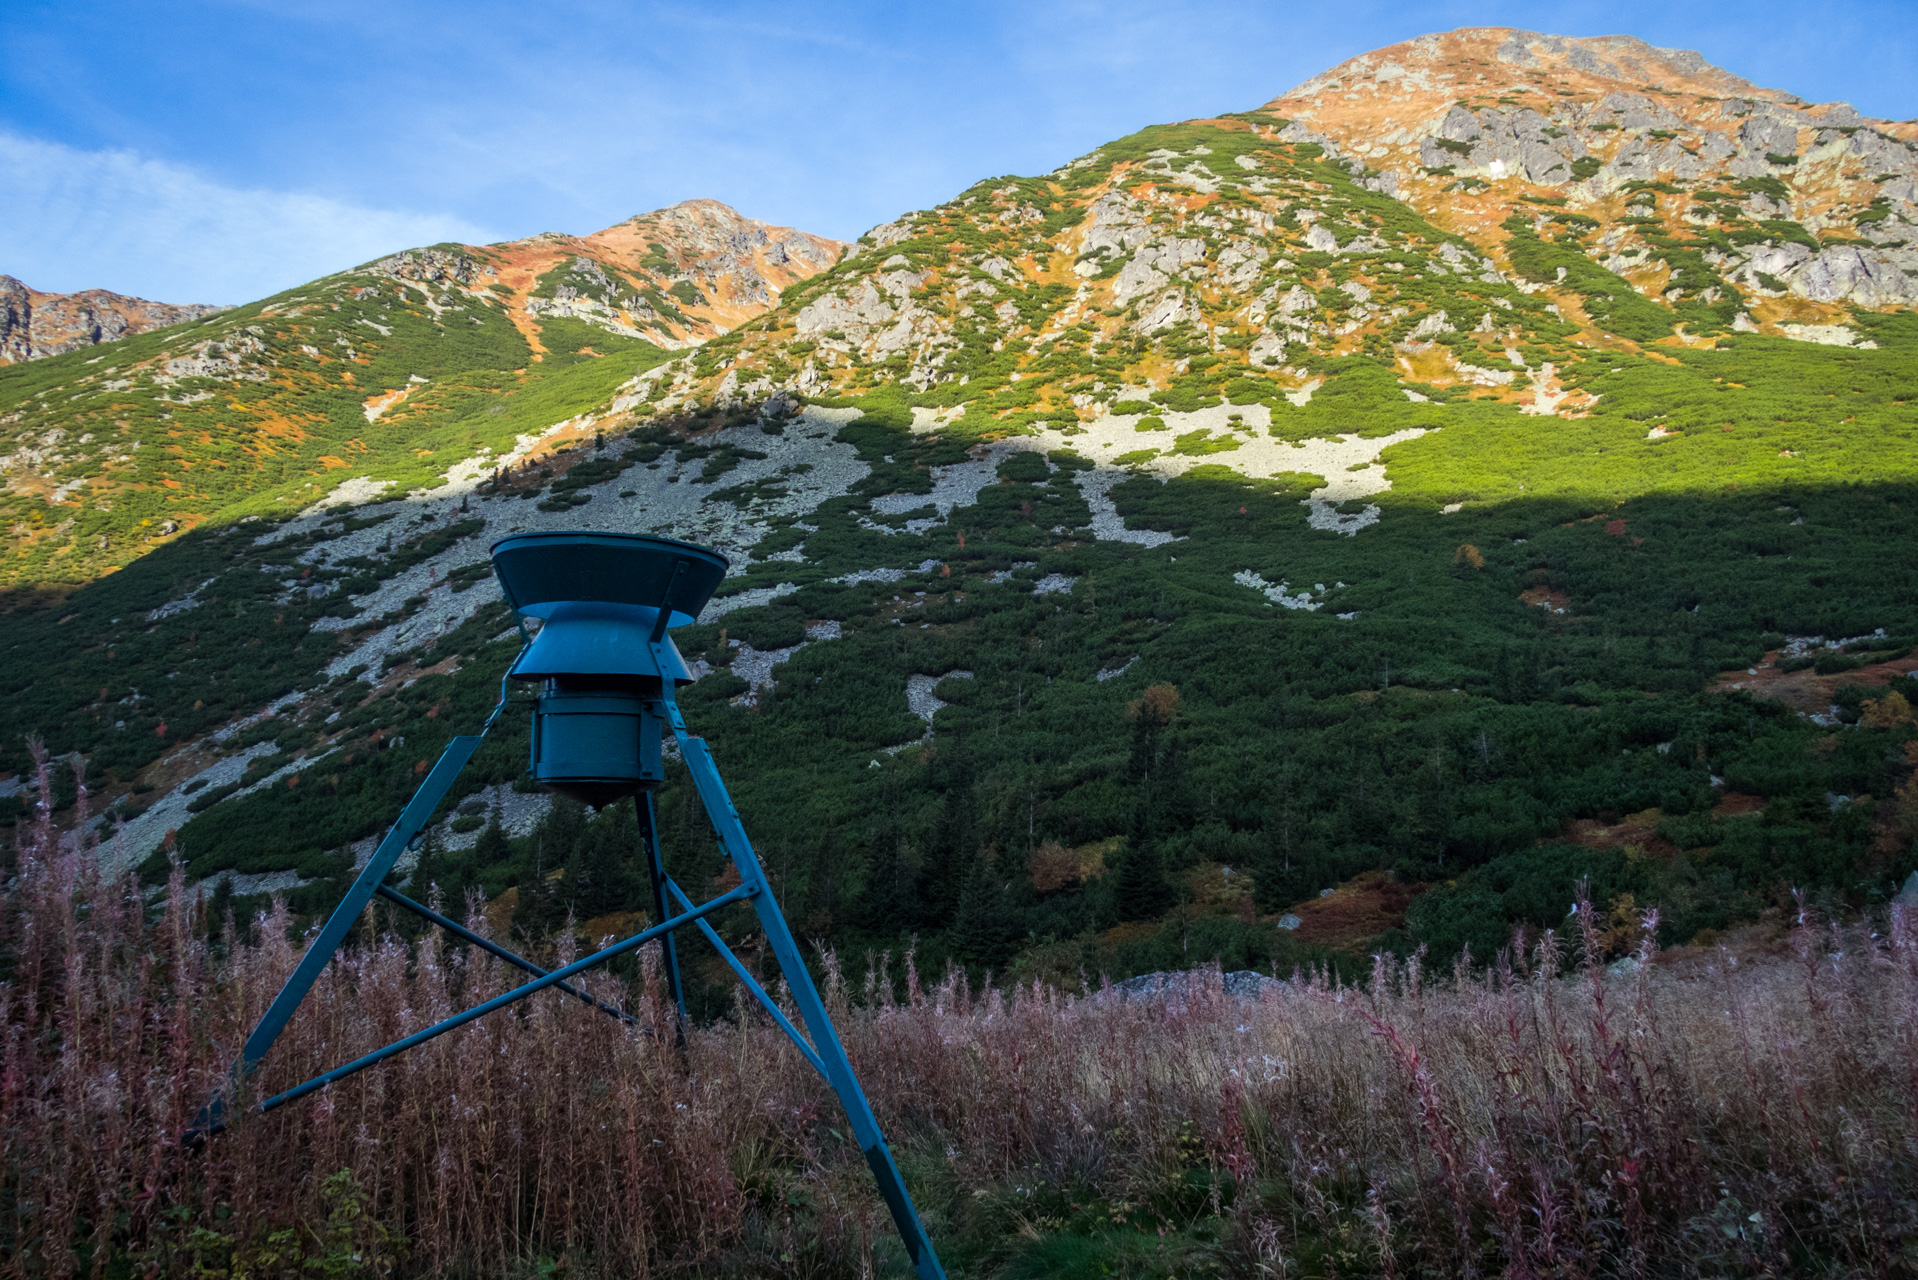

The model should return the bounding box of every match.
[624,27,1916,437]
[0,276,226,364]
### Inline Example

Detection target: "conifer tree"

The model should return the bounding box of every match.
[852,814,919,933]
[411,825,449,907]
[950,848,1010,968]
[574,800,641,917]
[516,834,565,939]
[1111,840,1167,923]
[473,799,511,867]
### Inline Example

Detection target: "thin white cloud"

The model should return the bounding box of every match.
[0,131,497,305]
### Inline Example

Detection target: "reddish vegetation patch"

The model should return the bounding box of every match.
[1285,870,1424,952]
[1712,792,1767,819]
[1518,585,1570,613]
[1565,807,1679,858]
[1710,650,1918,715]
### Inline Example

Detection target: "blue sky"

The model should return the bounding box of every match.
[3,0,1914,305]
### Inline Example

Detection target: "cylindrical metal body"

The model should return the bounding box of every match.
[530,679,664,803]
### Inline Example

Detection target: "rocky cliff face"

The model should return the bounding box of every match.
[1261,28,1918,315]
[0,277,226,364]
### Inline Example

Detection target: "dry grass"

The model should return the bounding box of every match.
[5,747,1918,1278]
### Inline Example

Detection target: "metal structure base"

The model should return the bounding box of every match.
[197,668,945,1280]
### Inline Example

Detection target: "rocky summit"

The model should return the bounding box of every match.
[0,276,225,364]
[465,198,845,354]
[1266,29,1918,311]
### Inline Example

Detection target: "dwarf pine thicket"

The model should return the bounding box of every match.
[1,371,1912,998]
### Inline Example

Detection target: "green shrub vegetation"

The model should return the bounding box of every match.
[3,103,1916,1006]
[0,264,671,591]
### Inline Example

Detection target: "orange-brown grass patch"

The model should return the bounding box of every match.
[1393,342,1459,385]
[1713,791,1768,819]
[1710,649,1918,715]
[1518,584,1571,612]
[576,909,652,948]
[1565,806,1680,859]
[1283,869,1423,951]
[361,386,413,420]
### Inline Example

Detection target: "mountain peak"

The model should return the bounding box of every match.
[541,200,846,340]
[1265,27,1903,135]
[1245,26,1918,325]
[1274,28,1767,113]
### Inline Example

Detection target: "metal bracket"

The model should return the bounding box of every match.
[239,733,483,1077]
[664,876,826,1078]
[254,883,758,1115]
[374,885,637,1025]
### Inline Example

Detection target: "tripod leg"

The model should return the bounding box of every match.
[636,792,689,1037]
[191,734,483,1136]
[669,727,946,1280]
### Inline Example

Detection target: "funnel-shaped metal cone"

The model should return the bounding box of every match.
[490,531,728,623]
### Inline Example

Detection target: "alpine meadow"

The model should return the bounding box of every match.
[4,25,1918,1280]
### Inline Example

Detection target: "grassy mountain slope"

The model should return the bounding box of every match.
[1,31,1914,1002]
[0,201,843,595]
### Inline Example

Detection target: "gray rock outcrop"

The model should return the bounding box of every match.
[1103,967,1288,1004]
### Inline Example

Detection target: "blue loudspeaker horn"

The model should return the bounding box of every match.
[493,533,725,804]
[196,532,946,1280]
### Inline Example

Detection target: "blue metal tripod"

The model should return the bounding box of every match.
[201,532,945,1280]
